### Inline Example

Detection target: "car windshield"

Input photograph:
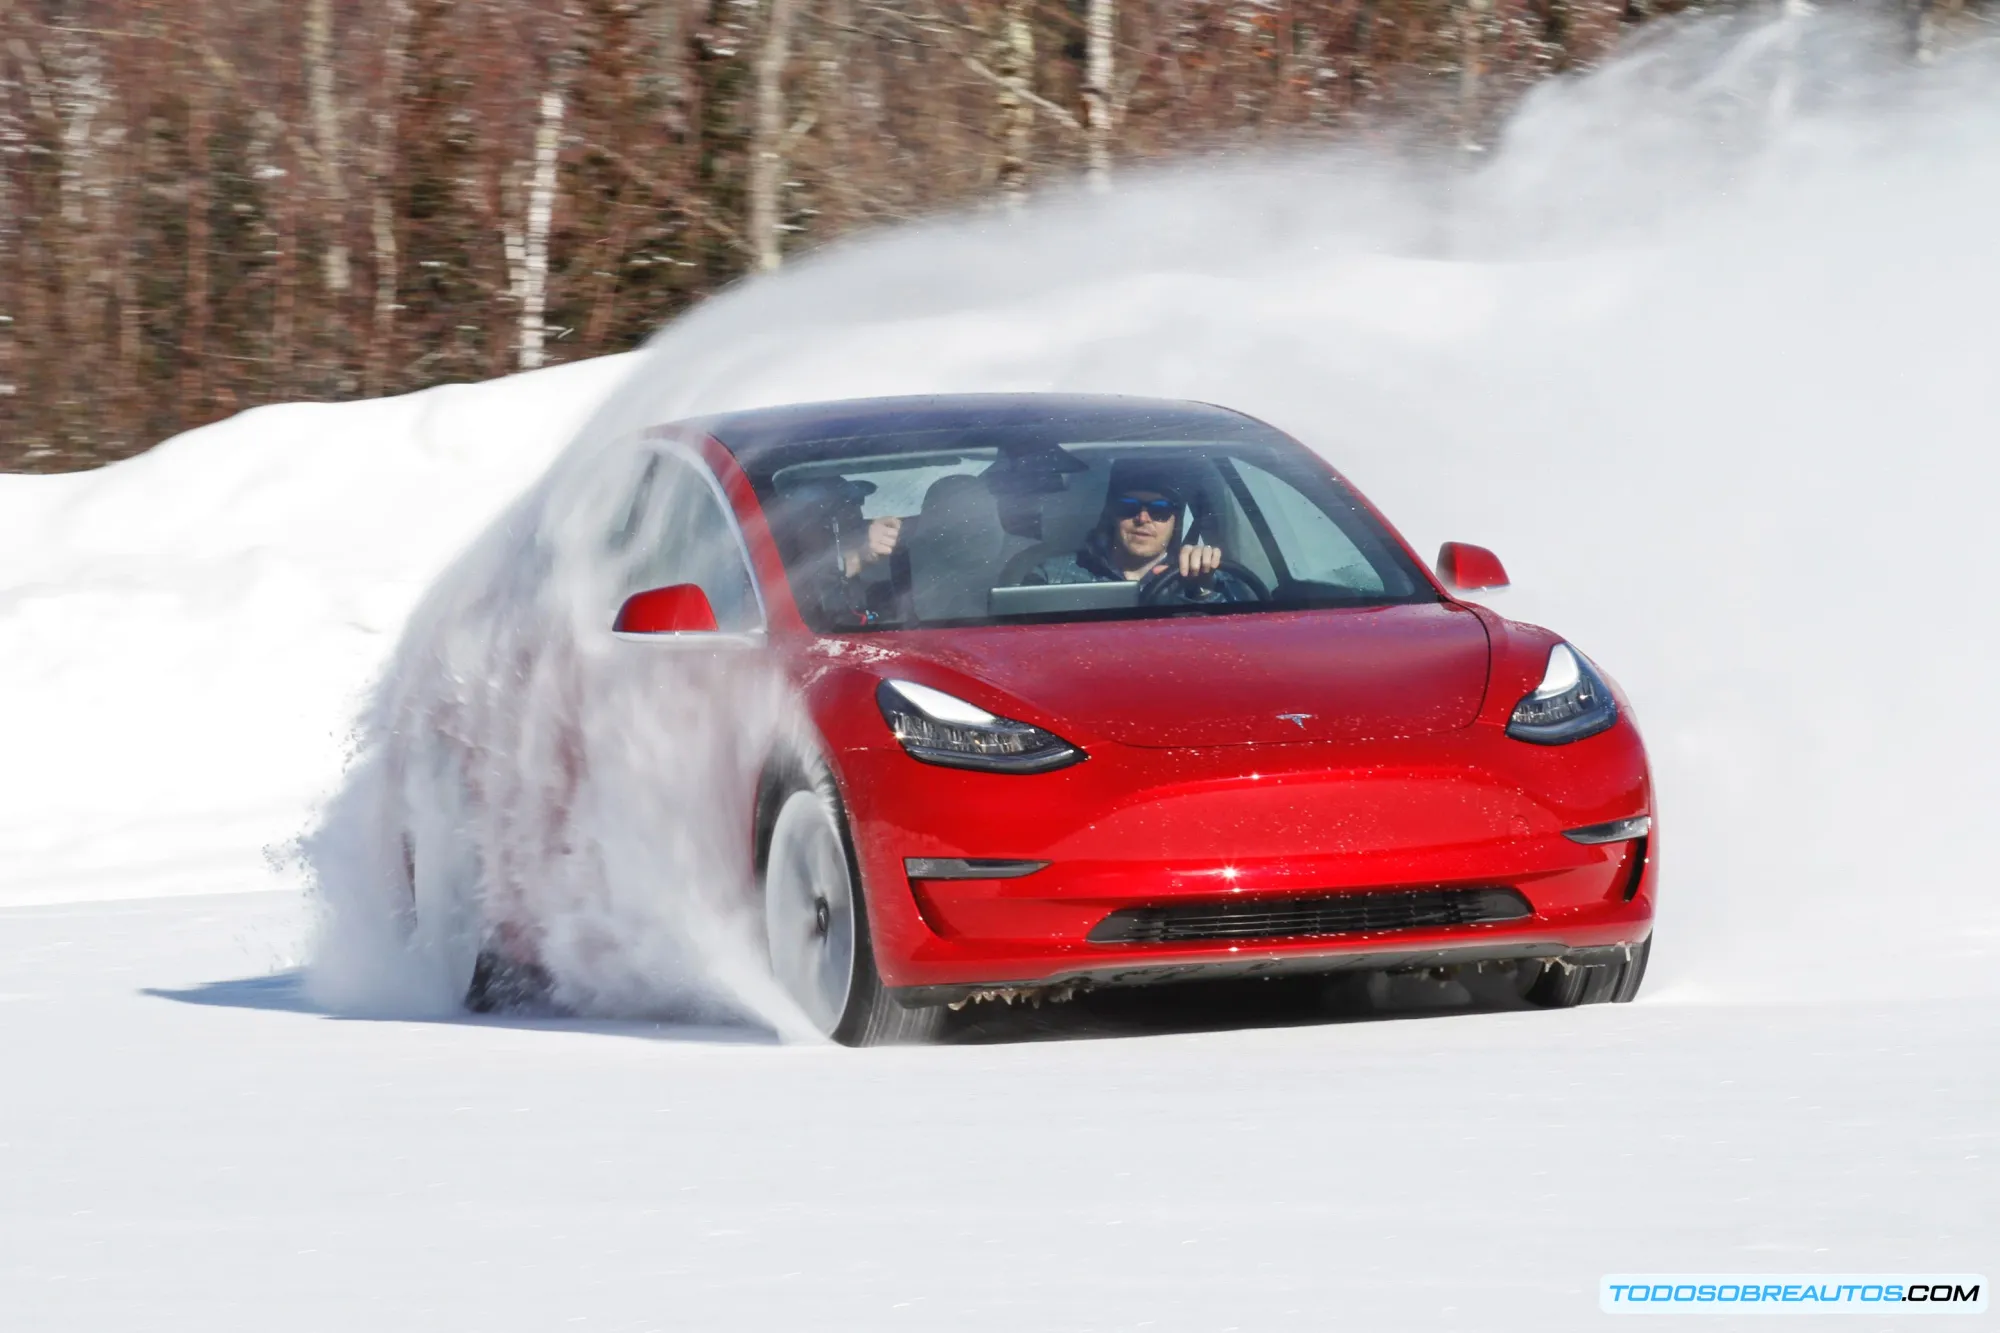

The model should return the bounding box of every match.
[737,409,1437,632]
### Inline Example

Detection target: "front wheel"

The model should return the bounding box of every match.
[763,785,943,1045]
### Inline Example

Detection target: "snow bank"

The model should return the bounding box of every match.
[7,13,1996,1009]
[0,356,639,907]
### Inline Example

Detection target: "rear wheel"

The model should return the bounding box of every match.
[763,784,943,1045]
[1523,936,1651,1008]
[399,760,552,1015]
[465,948,555,1013]
[401,821,485,1010]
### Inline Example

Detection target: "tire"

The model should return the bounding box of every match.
[402,818,485,1011]
[1523,935,1651,1008]
[464,948,555,1013]
[762,782,943,1046]
[399,758,552,1015]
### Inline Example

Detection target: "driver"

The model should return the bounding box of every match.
[1020,463,1257,603]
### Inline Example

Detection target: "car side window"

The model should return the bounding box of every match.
[612,448,762,632]
[1231,459,1386,592]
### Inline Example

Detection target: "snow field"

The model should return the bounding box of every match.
[1,891,1992,1331]
[0,14,1996,1330]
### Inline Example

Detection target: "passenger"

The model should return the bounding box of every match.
[769,479,903,625]
[1022,465,1257,602]
[770,481,903,580]
[841,514,902,578]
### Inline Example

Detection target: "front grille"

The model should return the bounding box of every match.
[1087,887,1532,945]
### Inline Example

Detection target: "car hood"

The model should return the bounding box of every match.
[874,602,1491,748]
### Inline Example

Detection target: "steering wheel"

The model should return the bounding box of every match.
[1137,557,1271,606]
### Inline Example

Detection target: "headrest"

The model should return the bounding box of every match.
[918,472,991,518]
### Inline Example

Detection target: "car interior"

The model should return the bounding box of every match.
[768,441,1404,628]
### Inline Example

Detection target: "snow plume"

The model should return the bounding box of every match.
[302,443,811,1032]
[304,11,2000,1015]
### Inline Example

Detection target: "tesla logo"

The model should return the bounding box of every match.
[1276,713,1314,728]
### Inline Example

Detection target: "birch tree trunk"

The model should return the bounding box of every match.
[305,0,351,296]
[518,87,565,371]
[107,23,152,438]
[182,13,213,417]
[49,27,108,407]
[364,0,411,396]
[748,0,799,272]
[273,135,300,382]
[992,0,1036,208]
[814,0,862,231]
[1908,0,1938,63]
[1083,0,1113,191]
[1457,0,1489,152]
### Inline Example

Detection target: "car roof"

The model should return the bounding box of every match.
[681,393,1263,468]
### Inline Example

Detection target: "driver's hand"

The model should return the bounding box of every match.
[1179,541,1223,588]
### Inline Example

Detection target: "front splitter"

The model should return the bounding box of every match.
[891,936,1649,1008]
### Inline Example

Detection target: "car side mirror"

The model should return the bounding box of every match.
[614,584,719,634]
[1436,542,1510,593]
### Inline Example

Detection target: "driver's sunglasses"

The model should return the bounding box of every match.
[1111,495,1178,523]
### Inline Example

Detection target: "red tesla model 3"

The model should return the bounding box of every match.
[406,394,1655,1044]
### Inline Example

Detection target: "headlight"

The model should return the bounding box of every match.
[1506,643,1618,745]
[876,680,1084,774]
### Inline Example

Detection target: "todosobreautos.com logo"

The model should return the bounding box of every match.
[1601,1275,1986,1314]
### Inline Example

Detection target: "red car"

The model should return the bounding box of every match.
[391,394,1654,1044]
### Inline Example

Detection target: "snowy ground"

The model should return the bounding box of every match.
[4,891,1991,1331]
[5,18,1999,1330]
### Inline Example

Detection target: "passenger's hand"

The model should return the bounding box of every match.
[1178,541,1223,588]
[866,516,903,564]
[843,516,903,578]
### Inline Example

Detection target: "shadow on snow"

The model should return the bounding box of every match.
[142,969,782,1046]
[145,966,1536,1046]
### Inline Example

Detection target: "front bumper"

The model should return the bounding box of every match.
[833,721,1657,998]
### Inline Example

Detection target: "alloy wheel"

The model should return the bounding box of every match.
[764,789,859,1035]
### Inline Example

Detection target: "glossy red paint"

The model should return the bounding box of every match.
[862,606,1491,748]
[805,651,1653,992]
[688,415,1657,1001]
[1436,541,1511,593]
[614,583,720,634]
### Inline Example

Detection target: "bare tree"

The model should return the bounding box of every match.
[991,0,1038,205]
[182,1,215,417]
[749,0,801,271]
[1905,0,1971,63]
[0,0,1747,471]
[810,0,862,230]
[364,0,410,395]
[1083,0,1114,190]
[1910,0,1937,60]
[518,84,565,369]
[305,0,352,296]
[1458,0,1491,151]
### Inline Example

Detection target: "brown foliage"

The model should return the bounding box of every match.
[0,0,1643,471]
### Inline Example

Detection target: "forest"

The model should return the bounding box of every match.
[0,0,1974,469]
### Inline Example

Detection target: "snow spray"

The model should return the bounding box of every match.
[307,9,2000,1017]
